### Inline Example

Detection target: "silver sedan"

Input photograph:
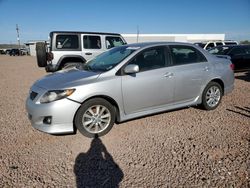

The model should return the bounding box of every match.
[26,42,234,137]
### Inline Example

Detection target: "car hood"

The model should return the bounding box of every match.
[34,68,101,90]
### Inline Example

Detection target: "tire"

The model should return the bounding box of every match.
[201,82,222,110]
[62,62,84,70]
[74,98,115,138]
[36,42,47,67]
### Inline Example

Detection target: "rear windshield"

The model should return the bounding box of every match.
[56,35,79,49]
[208,46,233,55]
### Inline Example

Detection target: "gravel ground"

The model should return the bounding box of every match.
[0,55,249,187]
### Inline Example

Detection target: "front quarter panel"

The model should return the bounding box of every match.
[67,73,123,111]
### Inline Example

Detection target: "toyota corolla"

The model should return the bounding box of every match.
[26,42,234,138]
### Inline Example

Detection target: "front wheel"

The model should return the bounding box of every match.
[62,62,84,70]
[201,82,223,110]
[74,98,115,138]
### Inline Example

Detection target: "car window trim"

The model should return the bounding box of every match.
[117,46,169,76]
[168,45,207,67]
[52,33,81,51]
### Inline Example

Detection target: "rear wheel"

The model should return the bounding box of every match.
[201,82,222,110]
[36,42,47,67]
[74,98,115,138]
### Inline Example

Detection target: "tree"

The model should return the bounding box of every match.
[240,40,250,44]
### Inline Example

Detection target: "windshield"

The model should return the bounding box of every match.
[83,46,136,72]
[208,46,232,55]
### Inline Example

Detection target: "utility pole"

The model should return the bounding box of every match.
[136,25,139,43]
[16,24,21,50]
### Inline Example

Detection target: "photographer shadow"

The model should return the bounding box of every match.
[74,137,124,188]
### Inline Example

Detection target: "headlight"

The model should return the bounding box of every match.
[40,89,75,103]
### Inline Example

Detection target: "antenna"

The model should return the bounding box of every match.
[16,24,21,50]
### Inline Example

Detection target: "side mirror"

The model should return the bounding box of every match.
[124,64,139,74]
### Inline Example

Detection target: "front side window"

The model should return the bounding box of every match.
[205,43,215,50]
[170,45,207,65]
[106,36,125,49]
[56,35,79,49]
[229,47,246,55]
[128,47,166,72]
[83,35,101,49]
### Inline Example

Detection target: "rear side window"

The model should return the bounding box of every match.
[83,35,101,49]
[106,36,125,49]
[56,35,79,49]
[216,42,223,46]
[225,42,237,45]
[170,45,207,66]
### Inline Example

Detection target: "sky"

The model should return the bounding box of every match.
[0,0,249,44]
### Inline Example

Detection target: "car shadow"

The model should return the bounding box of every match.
[74,136,124,188]
[226,106,250,118]
[234,70,250,82]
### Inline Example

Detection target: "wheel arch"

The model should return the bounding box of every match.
[74,95,121,123]
[209,78,225,95]
[57,55,86,70]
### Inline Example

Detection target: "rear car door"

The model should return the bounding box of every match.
[168,45,211,103]
[121,46,174,114]
[82,34,105,61]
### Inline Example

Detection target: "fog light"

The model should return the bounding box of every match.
[43,116,52,124]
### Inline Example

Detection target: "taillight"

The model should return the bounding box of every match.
[46,52,54,61]
[230,63,234,70]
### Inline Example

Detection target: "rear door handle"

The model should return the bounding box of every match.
[164,72,174,78]
[85,52,92,55]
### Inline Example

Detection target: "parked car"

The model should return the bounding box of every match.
[208,45,250,71]
[19,49,28,55]
[0,49,6,54]
[36,31,127,72]
[194,40,238,50]
[26,42,234,138]
[5,49,11,55]
[9,49,20,56]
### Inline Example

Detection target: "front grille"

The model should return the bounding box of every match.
[30,91,38,100]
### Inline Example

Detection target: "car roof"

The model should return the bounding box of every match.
[50,31,121,36]
[213,44,250,48]
[123,42,198,48]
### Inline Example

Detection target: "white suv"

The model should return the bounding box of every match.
[36,31,127,72]
[194,40,238,50]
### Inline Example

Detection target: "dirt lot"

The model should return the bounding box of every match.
[0,55,249,187]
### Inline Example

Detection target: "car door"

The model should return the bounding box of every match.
[168,45,211,103]
[121,46,174,114]
[228,47,246,70]
[81,34,105,61]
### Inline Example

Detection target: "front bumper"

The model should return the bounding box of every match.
[26,86,81,134]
